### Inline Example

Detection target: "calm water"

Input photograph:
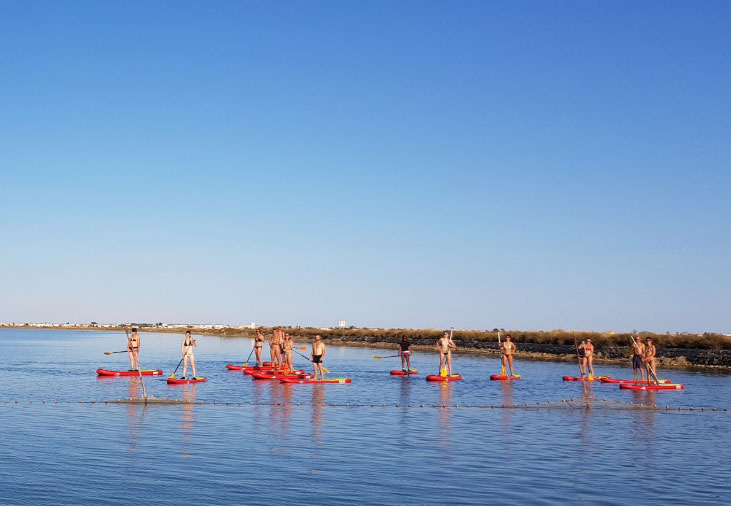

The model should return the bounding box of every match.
[1,329,729,505]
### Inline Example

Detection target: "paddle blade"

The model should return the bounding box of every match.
[104,352,114,355]
[322,366,331,374]
[298,347,308,350]
[373,356,383,359]
[501,366,506,376]
[440,366,448,377]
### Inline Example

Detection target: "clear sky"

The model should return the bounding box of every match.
[1,1,729,332]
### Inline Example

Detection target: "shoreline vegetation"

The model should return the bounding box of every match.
[4,324,730,370]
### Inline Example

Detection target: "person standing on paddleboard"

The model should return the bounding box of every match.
[501,335,516,376]
[181,330,197,379]
[310,335,327,380]
[644,337,658,384]
[577,340,587,377]
[282,333,294,372]
[127,328,141,371]
[399,336,412,371]
[632,337,646,381]
[436,331,456,376]
[254,329,265,367]
[270,326,283,371]
[580,338,595,379]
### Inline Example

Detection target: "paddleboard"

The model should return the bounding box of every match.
[279,377,352,384]
[600,378,670,384]
[167,376,207,384]
[97,368,163,377]
[490,375,521,381]
[390,369,418,376]
[226,362,272,370]
[250,370,312,380]
[562,376,609,381]
[426,374,462,382]
[619,383,685,391]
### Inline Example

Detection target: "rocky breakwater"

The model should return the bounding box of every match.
[333,335,731,370]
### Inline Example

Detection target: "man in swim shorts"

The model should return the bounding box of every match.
[310,334,326,380]
[127,327,141,371]
[501,335,516,376]
[270,326,283,370]
[632,337,646,381]
[436,331,456,376]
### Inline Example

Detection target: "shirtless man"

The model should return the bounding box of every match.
[501,335,516,376]
[436,331,456,376]
[631,337,646,381]
[127,327,141,371]
[270,326,283,370]
[310,335,326,380]
[254,329,265,367]
[644,337,658,384]
[580,338,595,379]
[282,333,294,372]
[181,330,197,379]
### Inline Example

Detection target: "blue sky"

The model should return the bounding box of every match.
[1,1,729,332]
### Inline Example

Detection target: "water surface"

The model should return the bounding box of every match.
[1,329,729,505]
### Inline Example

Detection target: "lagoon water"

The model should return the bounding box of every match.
[1,329,729,505]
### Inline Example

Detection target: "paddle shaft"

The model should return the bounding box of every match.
[499,331,505,376]
[294,348,330,374]
[170,356,184,378]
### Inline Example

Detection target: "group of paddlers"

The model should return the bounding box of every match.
[575,335,658,382]
[126,327,199,378]
[254,326,328,380]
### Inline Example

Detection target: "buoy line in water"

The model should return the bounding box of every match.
[1,398,728,412]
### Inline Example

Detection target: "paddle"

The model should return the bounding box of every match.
[630,335,656,383]
[104,350,127,355]
[374,355,401,359]
[169,356,184,379]
[498,330,506,376]
[294,348,330,374]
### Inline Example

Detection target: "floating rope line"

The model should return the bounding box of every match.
[1,398,728,412]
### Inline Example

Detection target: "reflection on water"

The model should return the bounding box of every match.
[180,384,197,458]
[438,383,452,451]
[126,380,146,455]
[312,384,325,456]
[500,381,514,429]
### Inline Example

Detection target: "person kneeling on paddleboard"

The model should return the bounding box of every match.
[436,331,456,376]
[501,335,516,377]
[181,330,197,379]
[310,335,327,380]
[399,336,412,371]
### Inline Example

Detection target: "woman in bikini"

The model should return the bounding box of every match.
[181,330,197,379]
[282,333,294,372]
[399,336,412,371]
[254,329,265,366]
[127,327,141,371]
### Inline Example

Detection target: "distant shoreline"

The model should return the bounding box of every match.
[3,324,730,371]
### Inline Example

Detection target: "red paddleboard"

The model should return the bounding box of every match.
[490,375,521,381]
[426,374,462,382]
[167,377,207,384]
[97,368,163,377]
[279,377,352,384]
[601,378,671,384]
[619,383,685,391]
[226,362,272,370]
[244,367,303,375]
[250,370,312,380]
[562,376,609,381]
[391,369,418,376]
